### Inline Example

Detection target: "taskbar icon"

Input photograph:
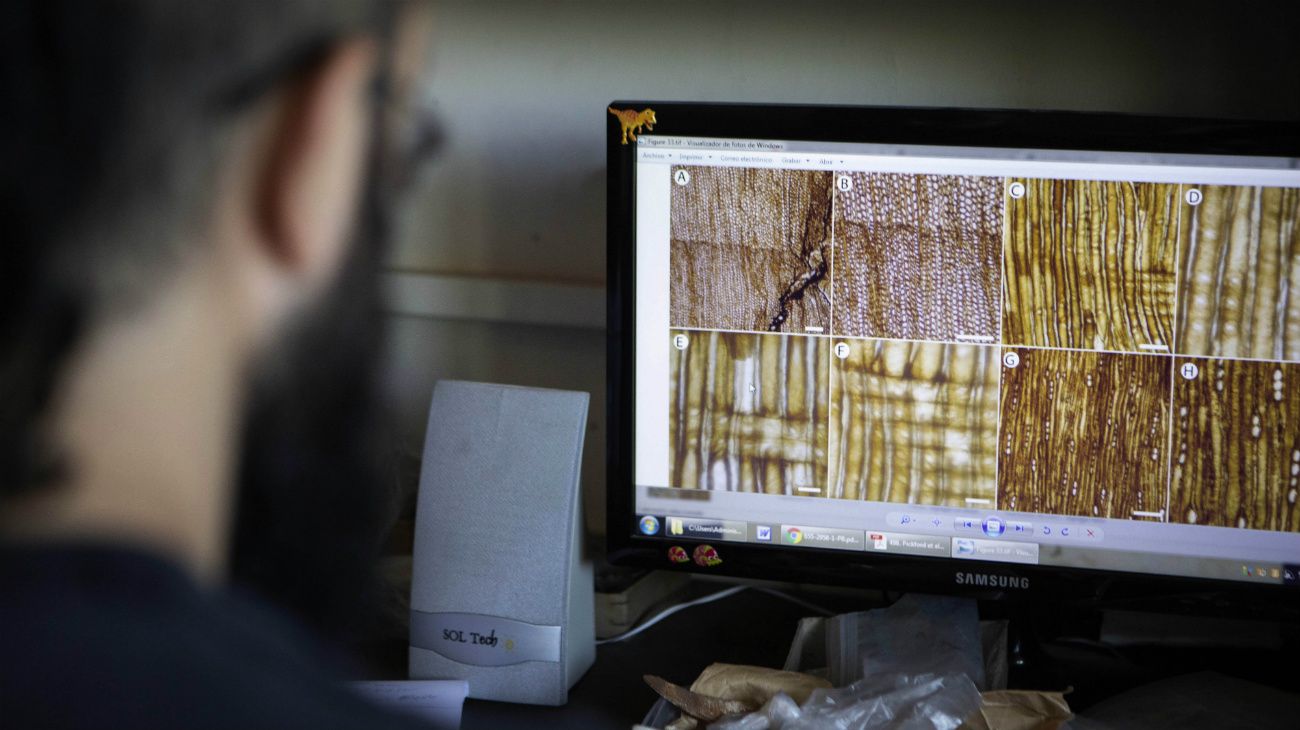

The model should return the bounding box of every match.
[638,515,660,536]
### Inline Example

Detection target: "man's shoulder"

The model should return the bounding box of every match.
[0,544,430,730]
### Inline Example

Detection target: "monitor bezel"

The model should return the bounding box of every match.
[606,100,1300,601]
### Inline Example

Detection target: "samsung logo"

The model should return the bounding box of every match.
[955,572,1029,590]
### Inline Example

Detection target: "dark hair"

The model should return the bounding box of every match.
[0,1,381,500]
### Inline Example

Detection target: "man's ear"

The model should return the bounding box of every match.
[254,38,377,287]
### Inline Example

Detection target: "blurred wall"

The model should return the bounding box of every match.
[382,0,1300,533]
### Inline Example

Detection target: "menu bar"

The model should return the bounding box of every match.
[636,145,1300,187]
[637,135,1300,170]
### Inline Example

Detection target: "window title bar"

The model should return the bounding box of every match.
[639,136,787,152]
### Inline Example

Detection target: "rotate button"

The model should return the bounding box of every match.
[982,516,1005,537]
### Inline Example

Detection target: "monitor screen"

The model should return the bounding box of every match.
[609,103,1300,593]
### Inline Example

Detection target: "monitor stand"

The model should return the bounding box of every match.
[979,591,1299,711]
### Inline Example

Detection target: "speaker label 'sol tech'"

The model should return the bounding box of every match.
[411,611,561,667]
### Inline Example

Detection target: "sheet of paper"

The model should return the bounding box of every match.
[348,680,469,729]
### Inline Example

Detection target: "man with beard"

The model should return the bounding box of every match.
[0,2,441,727]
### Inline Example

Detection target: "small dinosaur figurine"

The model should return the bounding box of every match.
[609,106,657,144]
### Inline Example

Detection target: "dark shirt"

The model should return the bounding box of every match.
[0,544,432,730]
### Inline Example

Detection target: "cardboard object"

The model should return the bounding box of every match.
[960,690,1073,730]
[690,663,832,707]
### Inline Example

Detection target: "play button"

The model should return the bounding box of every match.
[982,517,1005,537]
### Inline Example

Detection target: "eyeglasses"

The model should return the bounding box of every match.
[216,31,446,199]
[374,76,446,196]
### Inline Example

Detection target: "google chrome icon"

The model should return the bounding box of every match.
[785,527,803,545]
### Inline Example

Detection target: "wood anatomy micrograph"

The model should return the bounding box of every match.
[1170,358,1300,532]
[832,173,1003,341]
[671,167,834,334]
[828,340,999,506]
[1003,180,1179,352]
[998,349,1171,519]
[1176,185,1300,361]
[669,332,829,496]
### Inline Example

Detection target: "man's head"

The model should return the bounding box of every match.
[1,1,433,635]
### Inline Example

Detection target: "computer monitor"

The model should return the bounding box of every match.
[606,101,1300,602]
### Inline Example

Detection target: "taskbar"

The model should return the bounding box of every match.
[634,514,1298,587]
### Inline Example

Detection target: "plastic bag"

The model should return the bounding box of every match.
[827,595,984,690]
[708,673,983,730]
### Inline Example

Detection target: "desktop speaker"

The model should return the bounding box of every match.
[408,381,595,705]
